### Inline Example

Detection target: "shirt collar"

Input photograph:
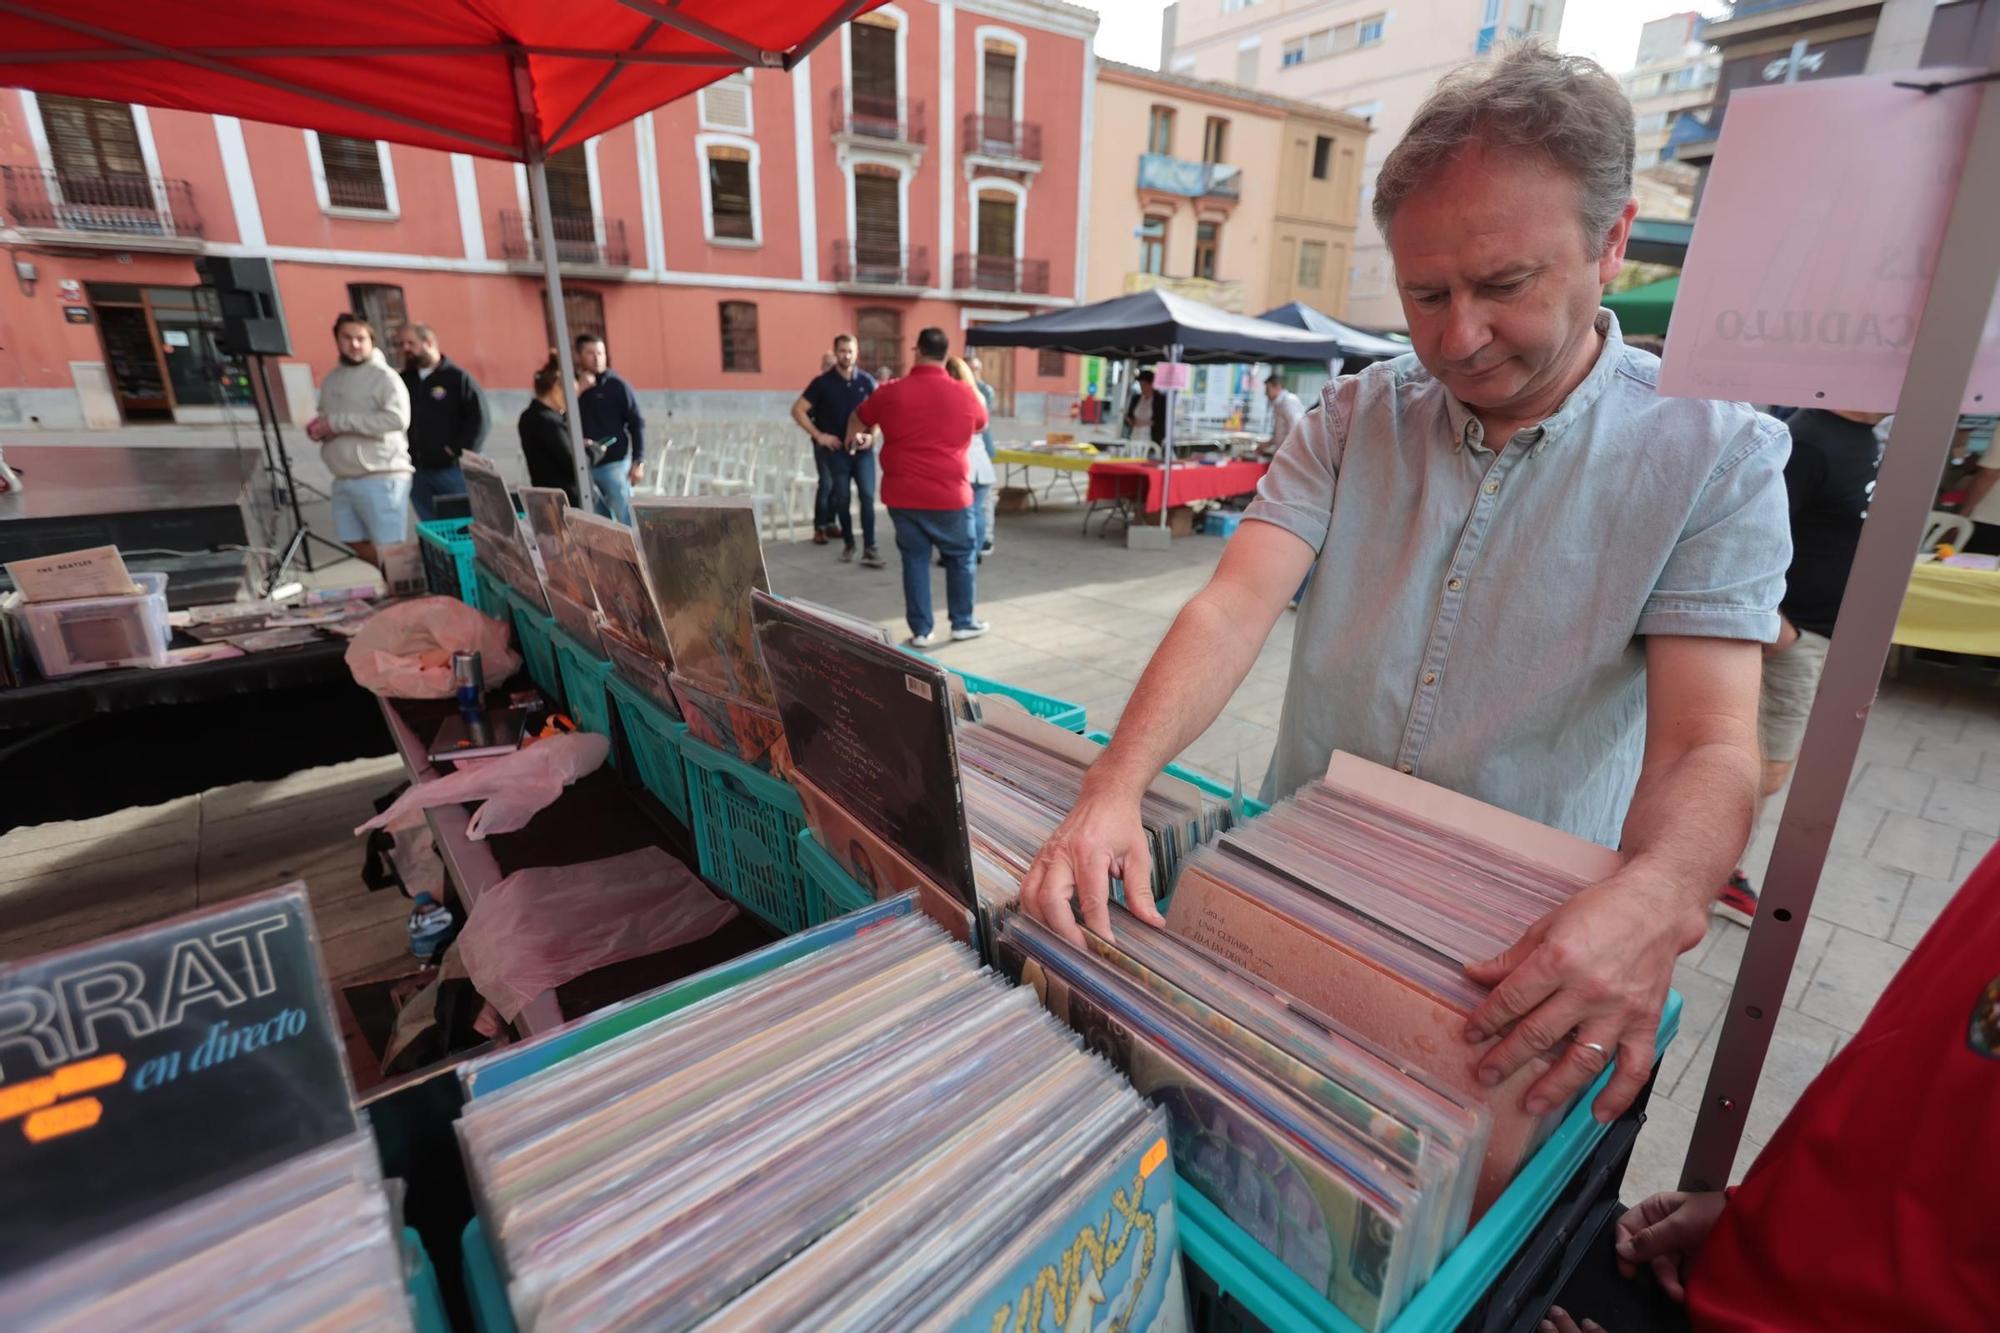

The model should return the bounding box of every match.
[1441,308,1626,456]
[907,363,946,378]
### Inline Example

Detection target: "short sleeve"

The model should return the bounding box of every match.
[1637,414,1792,642]
[856,387,883,427]
[1242,383,1346,553]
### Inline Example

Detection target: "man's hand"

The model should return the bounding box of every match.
[1463,865,1705,1122]
[813,431,841,449]
[304,415,329,442]
[848,428,876,452]
[627,459,644,485]
[1018,782,1164,945]
[1613,1189,1728,1302]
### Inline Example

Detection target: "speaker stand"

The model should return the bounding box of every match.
[248,354,358,595]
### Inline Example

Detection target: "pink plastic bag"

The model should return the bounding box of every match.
[345,595,519,698]
[355,731,608,840]
[454,846,739,1020]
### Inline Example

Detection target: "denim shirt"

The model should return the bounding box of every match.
[1244,311,1791,847]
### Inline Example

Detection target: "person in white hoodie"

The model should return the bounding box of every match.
[306,313,413,569]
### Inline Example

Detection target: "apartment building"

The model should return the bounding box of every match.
[1160,0,1565,329]
[1087,62,1370,317]
[0,0,1096,434]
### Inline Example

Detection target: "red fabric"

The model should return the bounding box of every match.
[1086,459,1270,513]
[1685,842,2000,1330]
[857,365,985,512]
[0,3,880,159]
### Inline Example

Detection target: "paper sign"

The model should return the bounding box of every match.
[1151,362,1192,391]
[161,328,190,347]
[1659,71,1998,413]
[4,545,140,603]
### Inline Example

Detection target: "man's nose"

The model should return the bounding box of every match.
[1438,298,1491,364]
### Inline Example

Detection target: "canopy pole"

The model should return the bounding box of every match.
[1159,343,1182,528]
[529,154,593,501]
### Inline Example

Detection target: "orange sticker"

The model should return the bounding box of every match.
[54,1054,125,1096]
[0,1077,59,1123]
[1140,1137,1169,1179]
[24,1097,102,1143]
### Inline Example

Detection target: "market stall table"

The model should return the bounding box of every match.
[1892,557,2000,655]
[992,446,1102,507]
[1083,458,1269,534]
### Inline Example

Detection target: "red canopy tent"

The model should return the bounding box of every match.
[0,0,880,481]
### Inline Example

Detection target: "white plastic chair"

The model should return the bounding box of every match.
[1922,511,1974,553]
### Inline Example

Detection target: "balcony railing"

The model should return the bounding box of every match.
[1123,271,1244,313]
[1,166,201,241]
[497,210,630,269]
[961,114,1042,163]
[829,87,927,146]
[1136,153,1242,201]
[829,240,931,289]
[953,253,1050,295]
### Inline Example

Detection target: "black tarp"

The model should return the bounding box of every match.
[962,288,1345,364]
[1255,301,1410,364]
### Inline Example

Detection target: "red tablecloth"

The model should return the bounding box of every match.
[1085,459,1269,513]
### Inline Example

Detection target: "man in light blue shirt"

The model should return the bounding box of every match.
[1023,45,1789,1127]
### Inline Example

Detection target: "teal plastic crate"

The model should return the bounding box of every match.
[416,517,475,600]
[1085,729,1268,818]
[403,1226,450,1333]
[548,625,614,735]
[796,827,874,925]
[1177,992,1682,1333]
[499,587,564,704]
[460,1218,510,1333]
[680,734,808,934]
[898,648,1088,732]
[605,671,692,826]
[469,561,513,622]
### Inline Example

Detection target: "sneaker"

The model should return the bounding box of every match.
[1714,870,1758,927]
[861,548,885,569]
[908,630,947,649]
[840,545,854,563]
[980,542,995,555]
[812,529,828,546]
[950,621,990,642]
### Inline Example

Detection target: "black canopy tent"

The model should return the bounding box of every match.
[965,290,1342,542]
[1255,301,1409,366]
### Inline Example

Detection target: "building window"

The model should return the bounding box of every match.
[347,284,407,340]
[1311,135,1333,180]
[705,144,755,241]
[1296,14,1388,63]
[1482,0,1501,22]
[1203,117,1228,164]
[1221,0,1259,11]
[856,307,903,380]
[1235,42,1259,86]
[540,287,605,349]
[698,73,754,133]
[1358,17,1384,46]
[1281,39,1305,67]
[1296,240,1326,290]
[314,134,389,213]
[1147,105,1175,155]
[39,95,146,185]
[853,164,903,271]
[1038,348,1066,377]
[719,301,761,373]
[1193,221,1219,281]
[982,41,1019,125]
[1138,215,1167,276]
[545,145,594,229]
[1525,2,1547,32]
[850,13,901,131]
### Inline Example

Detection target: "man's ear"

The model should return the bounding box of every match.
[1598,196,1639,286]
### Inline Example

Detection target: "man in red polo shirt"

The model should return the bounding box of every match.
[850,326,990,648]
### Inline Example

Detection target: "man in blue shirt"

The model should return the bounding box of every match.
[791,332,883,567]
[574,332,643,524]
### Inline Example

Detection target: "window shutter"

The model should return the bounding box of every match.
[976,193,1016,260]
[718,301,761,373]
[856,307,903,379]
[851,21,899,104]
[39,96,145,178]
[853,168,901,262]
[316,134,388,210]
[544,146,593,222]
[699,76,753,132]
[982,50,1016,122]
[707,148,755,240]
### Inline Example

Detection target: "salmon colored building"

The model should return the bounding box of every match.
[0,0,1097,436]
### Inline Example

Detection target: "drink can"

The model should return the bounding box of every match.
[452,650,484,710]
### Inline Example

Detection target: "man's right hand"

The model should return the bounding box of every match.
[1613,1189,1728,1302]
[1018,782,1164,945]
[814,431,841,449]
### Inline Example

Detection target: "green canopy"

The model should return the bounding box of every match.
[1603,274,1678,337]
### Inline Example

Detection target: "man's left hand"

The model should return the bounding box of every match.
[1463,867,1704,1122]
[627,460,643,485]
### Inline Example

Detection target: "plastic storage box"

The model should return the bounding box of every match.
[900,648,1088,732]
[469,562,513,623]
[547,625,613,735]
[1085,729,1268,818]
[796,827,874,925]
[605,672,692,826]
[503,589,566,707]
[1203,510,1245,539]
[7,570,170,677]
[416,517,476,600]
[680,734,808,934]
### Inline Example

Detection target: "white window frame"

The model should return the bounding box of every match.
[25,93,171,218]
[696,132,763,248]
[967,175,1027,261]
[840,3,910,137]
[304,130,400,220]
[1358,17,1385,47]
[697,71,756,134]
[841,148,913,270]
[972,25,1029,134]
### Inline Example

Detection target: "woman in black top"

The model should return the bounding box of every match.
[518,352,581,506]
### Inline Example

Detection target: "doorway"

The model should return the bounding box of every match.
[89,282,252,423]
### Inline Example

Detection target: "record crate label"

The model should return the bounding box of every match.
[0,885,357,1278]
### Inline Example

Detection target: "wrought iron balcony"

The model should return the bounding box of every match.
[829,240,931,289]
[961,114,1042,163]
[1136,153,1241,201]
[953,253,1050,295]
[829,87,927,146]
[1,166,201,244]
[497,210,630,269]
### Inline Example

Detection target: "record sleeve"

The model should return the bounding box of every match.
[632,498,776,710]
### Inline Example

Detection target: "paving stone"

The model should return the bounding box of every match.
[1921,779,2000,837]
[1958,833,1996,881]
[1905,736,1986,778]
[1797,926,1910,1032]
[1867,812,1965,880]
[1742,1008,1843,1143]
[1799,856,1908,936]
[1698,915,1833,1011]
[1890,875,1961,948]
[1847,763,1934,816]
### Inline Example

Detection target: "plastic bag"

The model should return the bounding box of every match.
[354,731,608,840]
[454,846,739,1021]
[344,595,519,698]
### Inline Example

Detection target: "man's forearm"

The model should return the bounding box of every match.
[1964,467,1999,514]
[1618,739,1758,932]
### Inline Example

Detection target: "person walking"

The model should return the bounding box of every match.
[851,327,990,648]
[969,355,1000,555]
[1261,374,1306,455]
[393,322,489,522]
[947,356,997,563]
[573,333,643,523]
[792,333,882,564]
[305,313,412,572]
[518,351,581,507]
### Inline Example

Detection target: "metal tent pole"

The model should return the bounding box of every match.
[1160,342,1182,529]
[1680,65,2000,1191]
[528,154,592,501]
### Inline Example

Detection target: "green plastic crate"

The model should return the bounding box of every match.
[897,647,1088,732]
[796,828,874,925]
[416,517,475,600]
[501,588,565,705]
[547,625,613,735]
[680,734,808,934]
[605,671,692,826]
[1177,992,1682,1333]
[1085,730,1268,817]
[469,560,513,622]
[402,1226,450,1333]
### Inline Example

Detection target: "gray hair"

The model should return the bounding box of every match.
[1373,42,1634,256]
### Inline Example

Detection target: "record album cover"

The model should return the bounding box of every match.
[633,498,776,710]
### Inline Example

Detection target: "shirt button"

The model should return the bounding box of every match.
[1447,577,1463,591]
[1484,481,1499,494]
[1399,762,1414,774]
[1422,671,1437,685]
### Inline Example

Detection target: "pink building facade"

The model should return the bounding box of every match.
[0,0,1096,435]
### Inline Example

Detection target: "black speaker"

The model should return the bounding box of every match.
[196,256,291,357]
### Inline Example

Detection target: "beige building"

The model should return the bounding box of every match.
[1161,0,1565,329]
[1087,61,1369,319]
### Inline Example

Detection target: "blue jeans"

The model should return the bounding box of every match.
[971,482,993,552]
[813,446,837,531]
[410,464,466,523]
[890,507,977,637]
[591,458,633,524]
[828,447,878,550]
